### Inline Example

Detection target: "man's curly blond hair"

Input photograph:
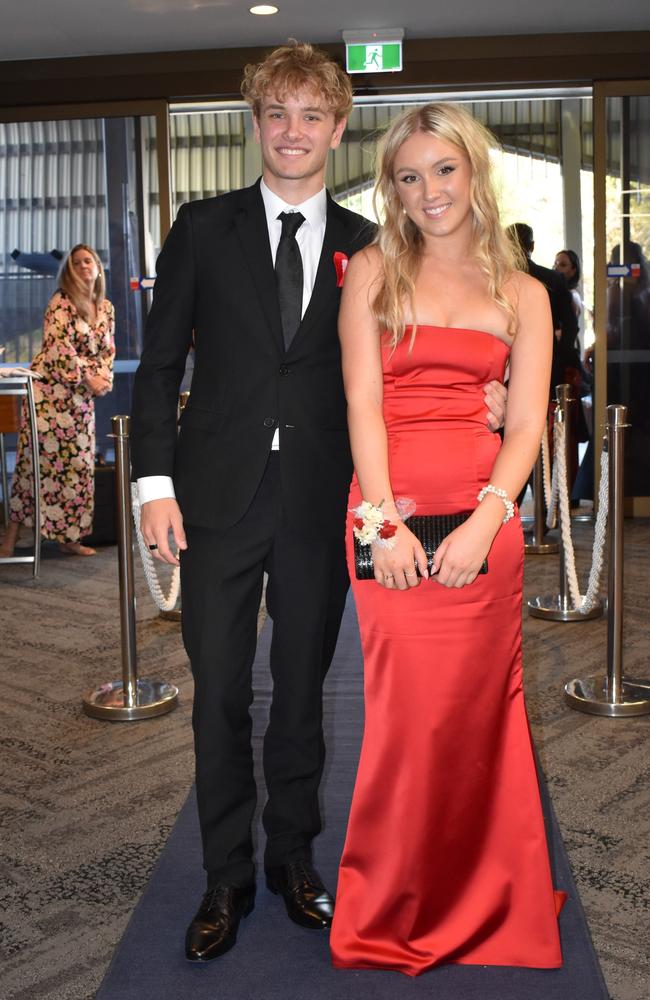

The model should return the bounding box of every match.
[241,40,353,122]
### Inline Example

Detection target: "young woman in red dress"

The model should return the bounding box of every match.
[330,103,564,976]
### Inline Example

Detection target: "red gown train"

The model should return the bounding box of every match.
[330,326,563,976]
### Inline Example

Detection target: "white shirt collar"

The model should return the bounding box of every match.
[260,178,327,233]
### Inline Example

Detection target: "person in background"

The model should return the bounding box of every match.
[554,248,582,323]
[605,241,650,497]
[607,241,650,350]
[0,244,114,558]
[508,224,579,393]
[554,249,592,501]
[508,224,581,493]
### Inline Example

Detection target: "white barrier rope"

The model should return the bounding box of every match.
[554,420,609,614]
[545,420,559,530]
[541,422,553,516]
[130,483,181,612]
[582,449,609,613]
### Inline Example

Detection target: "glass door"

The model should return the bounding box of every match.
[594,82,650,514]
[0,100,171,454]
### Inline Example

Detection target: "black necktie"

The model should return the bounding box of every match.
[275,211,305,350]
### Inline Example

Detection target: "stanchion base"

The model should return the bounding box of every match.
[564,674,650,717]
[624,676,650,692]
[159,609,181,622]
[528,594,604,621]
[524,540,560,555]
[82,679,179,721]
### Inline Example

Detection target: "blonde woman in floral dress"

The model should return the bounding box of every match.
[0,245,115,557]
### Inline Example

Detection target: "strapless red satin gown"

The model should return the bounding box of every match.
[330,327,563,975]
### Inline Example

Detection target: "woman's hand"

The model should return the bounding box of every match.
[371,520,429,590]
[84,370,112,396]
[431,512,497,588]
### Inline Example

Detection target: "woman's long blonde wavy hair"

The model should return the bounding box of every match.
[58,244,106,321]
[372,103,525,348]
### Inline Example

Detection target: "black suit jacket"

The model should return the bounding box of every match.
[528,258,580,387]
[130,181,375,538]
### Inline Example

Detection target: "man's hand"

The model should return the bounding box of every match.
[484,379,507,432]
[140,497,187,566]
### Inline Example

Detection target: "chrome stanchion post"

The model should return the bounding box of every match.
[570,399,594,525]
[0,375,41,576]
[83,415,179,721]
[1,432,9,527]
[608,406,625,703]
[25,377,41,578]
[524,448,558,555]
[528,385,602,622]
[565,405,650,715]
[115,414,137,708]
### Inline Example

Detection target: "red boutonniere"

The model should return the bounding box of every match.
[333,251,349,288]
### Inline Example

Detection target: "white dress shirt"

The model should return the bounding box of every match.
[137,182,328,505]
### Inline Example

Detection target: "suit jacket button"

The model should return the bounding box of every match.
[279,365,290,376]
[263,417,275,428]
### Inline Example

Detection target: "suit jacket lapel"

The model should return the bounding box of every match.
[290,195,348,353]
[233,182,285,355]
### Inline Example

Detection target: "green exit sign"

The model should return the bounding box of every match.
[346,41,402,74]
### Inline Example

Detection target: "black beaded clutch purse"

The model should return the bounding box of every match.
[353,512,488,580]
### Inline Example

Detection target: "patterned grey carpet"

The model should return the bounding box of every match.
[1,520,648,1000]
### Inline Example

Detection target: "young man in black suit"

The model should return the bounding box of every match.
[508,223,580,388]
[131,42,506,962]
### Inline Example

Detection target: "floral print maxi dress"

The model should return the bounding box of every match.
[10,290,115,543]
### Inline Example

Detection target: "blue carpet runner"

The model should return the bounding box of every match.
[96,597,609,1000]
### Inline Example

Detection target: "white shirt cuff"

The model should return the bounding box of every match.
[137,475,176,504]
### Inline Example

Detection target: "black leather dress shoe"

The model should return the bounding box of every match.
[266,860,334,929]
[185,883,255,962]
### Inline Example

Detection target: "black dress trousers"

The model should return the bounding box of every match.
[180,453,349,886]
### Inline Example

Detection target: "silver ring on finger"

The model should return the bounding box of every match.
[405,570,416,578]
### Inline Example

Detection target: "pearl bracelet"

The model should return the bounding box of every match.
[477,484,515,523]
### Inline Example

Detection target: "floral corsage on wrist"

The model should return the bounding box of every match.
[351,497,416,550]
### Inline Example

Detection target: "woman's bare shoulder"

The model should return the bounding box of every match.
[348,243,383,277]
[505,268,549,311]
[511,268,546,296]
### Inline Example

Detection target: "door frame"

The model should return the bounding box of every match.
[593,80,650,516]
[0,99,172,240]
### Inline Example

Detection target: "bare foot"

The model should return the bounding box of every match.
[0,521,20,558]
[59,542,97,557]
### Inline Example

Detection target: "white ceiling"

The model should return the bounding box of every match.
[4,0,649,62]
